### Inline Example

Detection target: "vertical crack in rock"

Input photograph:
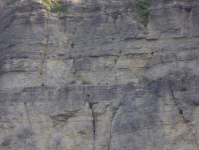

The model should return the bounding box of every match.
[73,59,76,78]
[169,80,175,100]
[108,104,121,150]
[114,57,119,83]
[90,103,96,142]
[169,81,179,106]
[87,94,96,150]
[168,80,198,149]
[184,118,199,150]
[194,131,199,150]
[40,11,49,81]
[90,104,96,146]
[72,43,76,79]
[171,90,174,100]
[24,103,33,150]
[181,113,199,150]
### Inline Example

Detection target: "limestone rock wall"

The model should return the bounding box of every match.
[1,0,198,88]
[1,75,199,150]
[0,0,199,149]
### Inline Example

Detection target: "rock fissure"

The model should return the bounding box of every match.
[40,11,49,82]
[181,114,199,150]
[194,132,199,150]
[86,94,96,149]
[24,102,33,150]
[90,103,96,141]
[88,101,96,150]
[1,0,199,149]
[108,104,121,150]
[171,90,174,100]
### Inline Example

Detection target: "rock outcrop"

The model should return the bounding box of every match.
[0,0,199,149]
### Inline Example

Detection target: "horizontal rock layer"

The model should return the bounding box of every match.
[1,75,199,149]
[1,0,199,149]
[0,0,199,88]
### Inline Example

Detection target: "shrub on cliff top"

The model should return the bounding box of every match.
[42,0,52,11]
[42,0,67,13]
[136,0,152,26]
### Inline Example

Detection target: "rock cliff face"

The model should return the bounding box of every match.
[0,0,199,149]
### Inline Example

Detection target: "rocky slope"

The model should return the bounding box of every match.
[0,0,199,149]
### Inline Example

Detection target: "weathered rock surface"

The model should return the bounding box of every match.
[0,0,199,149]
[1,75,199,150]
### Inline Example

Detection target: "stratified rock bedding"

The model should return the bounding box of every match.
[1,75,199,150]
[0,0,199,149]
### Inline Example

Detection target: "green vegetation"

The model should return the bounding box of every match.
[136,0,152,26]
[106,83,108,85]
[71,43,74,48]
[179,108,183,115]
[174,71,182,77]
[52,3,67,13]
[127,82,133,85]
[42,0,67,13]
[82,81,88,85]
[5,0,20,6]
[65,87,70,91]
[142,76,149,83]
[41,83,45,86]
[42,0,52,11]
[58,87,70,91]
[148,79,155,85]
[82,7,87,10]
[70,80,76,84]
[169,81,175,86]
[141,76,158,85]
[180,87,187,91]
[124,4,134,12]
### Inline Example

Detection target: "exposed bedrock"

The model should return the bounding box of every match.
[0,0,199,149]
[0,0,199,88]
[1,75,199,149]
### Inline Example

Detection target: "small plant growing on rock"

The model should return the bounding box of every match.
[82,81,88,85]
[180,87,187,91]
[174,71,181,77]
[41,83,45,86]
[42,0,67,13]
[179,108,183,115]
[71,43,74,48]
[142,76,149,83]
[65,87,70,91]
[127,82,133,85]
[70,80,76,84]
[52,3,67,13]
[82,7,87,10]
[169,81,175,86]
[42,0,52,11]
[136,0,152,26]
[148,79,156,85]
